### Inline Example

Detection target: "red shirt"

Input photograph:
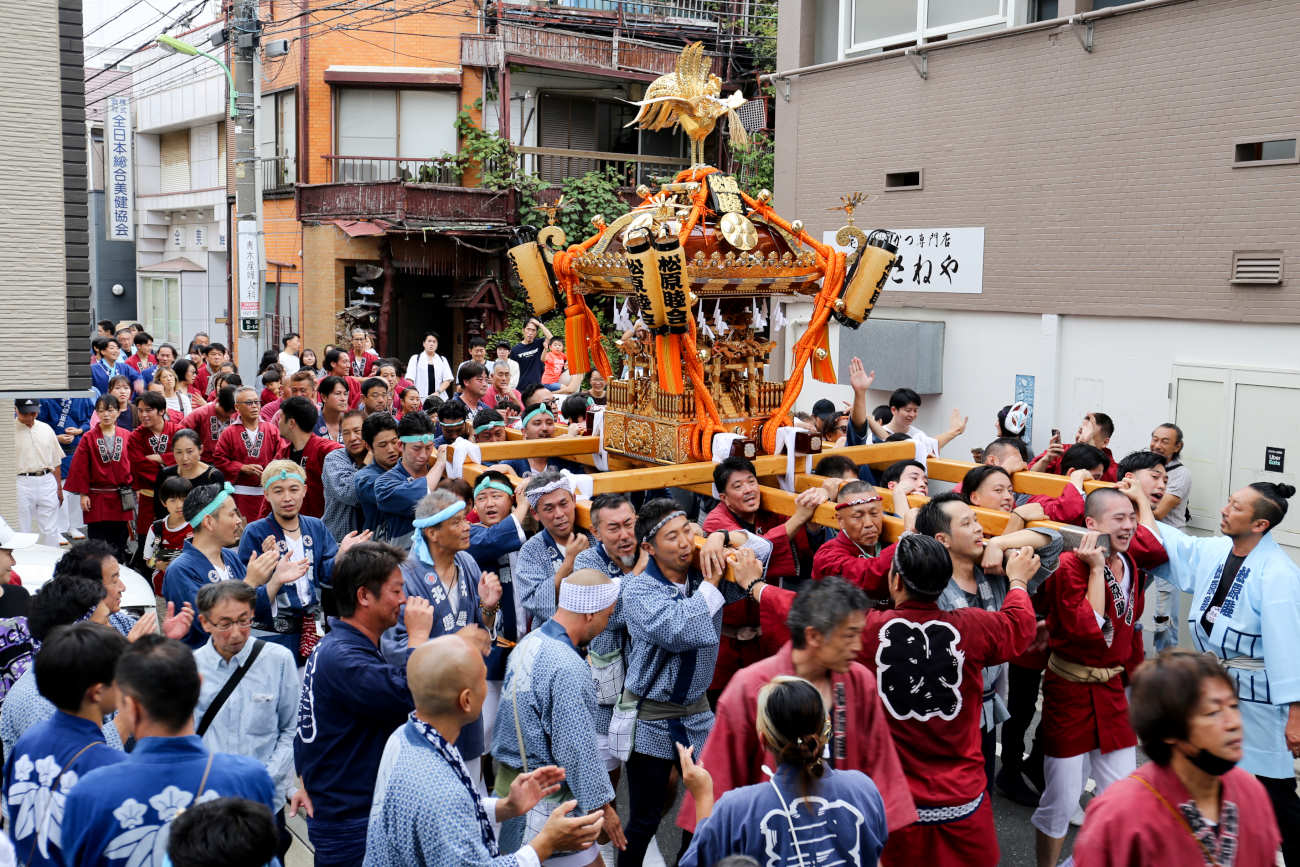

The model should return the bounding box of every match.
[1040,526,1168,756]
[63,427,133,522]
[180,403,232,463]
[213,421,283,522]
[268,434,342,518]
[812,532,895,597]
[126,420,180,492]
[1032,445,1119,482]
[860,593,1036,807]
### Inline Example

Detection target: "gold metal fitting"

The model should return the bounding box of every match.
[834,299,846,313]
[592,214,607,230]
[755,189,772,204]
[635,184,651,198]
[698,349,710,361]
[688,292,699,305]
[790,219,805,235]
[814,347,828,360]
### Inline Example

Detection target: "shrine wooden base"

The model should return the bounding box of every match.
[601,410,771,465]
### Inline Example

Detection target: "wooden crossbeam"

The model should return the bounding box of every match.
[455,436,601,461]
[457,461,735,580]
[926,458,1113,497]
[791,473,1076,536]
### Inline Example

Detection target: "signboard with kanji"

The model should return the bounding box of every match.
[825,227,984,294]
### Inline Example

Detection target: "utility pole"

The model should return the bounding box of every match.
[231,0,263,376]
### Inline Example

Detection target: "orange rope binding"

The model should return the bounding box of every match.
[739,190,846,454]
[556,230,613,379]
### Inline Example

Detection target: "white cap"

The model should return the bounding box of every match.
[558,572,620,615]
[0,517,37,551]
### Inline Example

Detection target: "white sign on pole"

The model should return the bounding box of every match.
[823,227,984,294]
[106,96,134,241]
[237,219,260,331]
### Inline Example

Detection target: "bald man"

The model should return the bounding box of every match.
[366,635,603,866]
[493,570,625,865]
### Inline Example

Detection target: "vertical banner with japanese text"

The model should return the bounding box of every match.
[237,219,260,332]
[106,96,134,241]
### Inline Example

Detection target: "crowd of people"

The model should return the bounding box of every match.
[1,315,1297,867]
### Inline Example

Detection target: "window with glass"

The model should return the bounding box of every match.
[848,0,1006,52]
[139,275,181,347]
[334,88,459,182]
[259,90,296,190]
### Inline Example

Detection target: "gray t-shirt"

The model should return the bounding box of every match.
[1161,460,1191,528]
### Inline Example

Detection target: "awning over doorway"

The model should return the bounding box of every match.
[137,256,205,272]
[327,219,393,238]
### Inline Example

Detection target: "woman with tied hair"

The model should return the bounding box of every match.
[677,676,889,867]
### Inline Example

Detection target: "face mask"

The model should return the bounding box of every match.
[1184,746,1237,776]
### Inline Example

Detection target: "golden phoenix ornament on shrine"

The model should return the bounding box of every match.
[506,43,902,464]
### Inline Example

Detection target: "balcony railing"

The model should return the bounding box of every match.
[541,0,714,23]
[260,155,296,196]
[324,155,462,185]
[514,146,689,186]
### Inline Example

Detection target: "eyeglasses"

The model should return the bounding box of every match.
[208,615,253,632]
[237,400,261,406]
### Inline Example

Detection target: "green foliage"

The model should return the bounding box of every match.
[449,103,629,376]
[731,130,774,197]
[554,167,626,251]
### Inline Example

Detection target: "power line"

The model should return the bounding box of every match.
[85,0,211,85]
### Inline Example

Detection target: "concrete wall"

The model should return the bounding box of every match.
[300,224,382,353]
[774,0,1300,323]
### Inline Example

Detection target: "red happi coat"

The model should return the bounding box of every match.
[701,502,812,688]
[64,426,133,523]
[1074,762,1280,867]
[1040,526,1168,757]
[676,642,917,835]
[213,421,283,522]
[860,595,1036,808]
[127,420,180,535]
[180,403,232,463]
[264,434,342,519]
[811,532,895,596]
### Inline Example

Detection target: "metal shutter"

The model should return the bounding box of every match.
[159,129,191,193]
[537,94,597,184]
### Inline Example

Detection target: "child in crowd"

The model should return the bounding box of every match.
[541,336,567,390]
[143,475,193,594]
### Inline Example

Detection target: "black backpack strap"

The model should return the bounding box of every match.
[197,639,265,737]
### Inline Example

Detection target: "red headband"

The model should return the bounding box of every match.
[835,494,883,511]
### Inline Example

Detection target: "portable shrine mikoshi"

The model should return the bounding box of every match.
[457,42,1109,556]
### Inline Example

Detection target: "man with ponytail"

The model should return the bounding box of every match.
[861,533,1039,866]
[1140,479,1300,864]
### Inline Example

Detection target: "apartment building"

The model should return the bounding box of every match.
[0,0,92,515]
[771,0,1300,549]
[129,18,231,352]
[260,0,762,360]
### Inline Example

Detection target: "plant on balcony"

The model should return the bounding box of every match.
[731,130,774,200]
